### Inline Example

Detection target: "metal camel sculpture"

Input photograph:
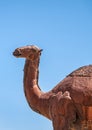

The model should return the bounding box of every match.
[13,45,92,130]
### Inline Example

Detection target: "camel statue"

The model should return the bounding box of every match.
[13,45,92,130]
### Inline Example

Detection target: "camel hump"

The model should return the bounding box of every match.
[68,65,92,77]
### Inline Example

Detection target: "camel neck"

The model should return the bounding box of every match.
[24,58,40,88]
[23,57,52,119]
[23,57,43,114]
[23,57,42,99]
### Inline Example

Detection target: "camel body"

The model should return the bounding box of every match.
[51,65,92,129]
[13,45,92,130]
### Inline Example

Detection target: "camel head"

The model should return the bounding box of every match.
[13,45,42,60]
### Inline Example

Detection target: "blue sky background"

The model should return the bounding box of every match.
[0,0,92,130]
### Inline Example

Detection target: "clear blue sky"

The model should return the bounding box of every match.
[0,0,92,130]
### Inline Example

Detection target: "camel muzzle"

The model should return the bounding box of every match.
[13,50,21,57]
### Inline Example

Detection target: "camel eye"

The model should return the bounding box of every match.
[31,49,37,53]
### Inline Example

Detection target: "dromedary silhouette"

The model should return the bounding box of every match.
[13,45,92,130]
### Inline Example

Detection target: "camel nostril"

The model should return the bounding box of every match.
[13,50,21,57]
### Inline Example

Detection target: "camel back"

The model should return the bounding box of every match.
[68,65,92,77]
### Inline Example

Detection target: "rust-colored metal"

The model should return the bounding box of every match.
[13,45,92,130]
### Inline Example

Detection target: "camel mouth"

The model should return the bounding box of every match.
[13,50,21,57]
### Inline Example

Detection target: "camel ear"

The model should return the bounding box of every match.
[39,49,43,53]
[40,49,43,52]
[39,49,43,55]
